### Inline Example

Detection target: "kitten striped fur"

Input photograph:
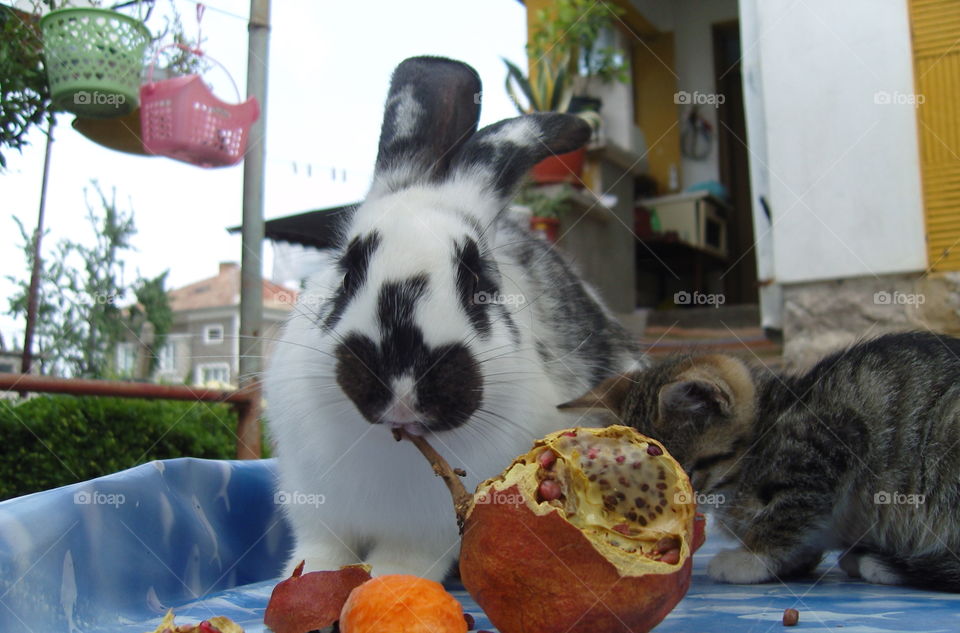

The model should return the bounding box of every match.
[561,332,960,590]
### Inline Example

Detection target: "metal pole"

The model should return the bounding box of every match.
[236,0,270,459]
[21,117,56,376]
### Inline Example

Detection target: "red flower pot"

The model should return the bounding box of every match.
[531,147,586,185]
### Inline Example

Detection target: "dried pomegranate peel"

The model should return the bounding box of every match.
[400,425,702,633]
[147,610,244,633]
[263,561,372,633]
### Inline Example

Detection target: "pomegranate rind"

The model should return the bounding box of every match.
[263,564,372,633]
[460,425,699,633]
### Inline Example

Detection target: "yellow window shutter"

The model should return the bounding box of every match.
[911,0,960,271]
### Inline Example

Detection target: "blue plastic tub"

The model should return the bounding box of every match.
[2,458,958,632]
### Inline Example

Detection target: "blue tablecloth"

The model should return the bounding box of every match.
[1,458,958,632]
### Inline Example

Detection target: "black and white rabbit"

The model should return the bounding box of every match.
[265,57,641,581]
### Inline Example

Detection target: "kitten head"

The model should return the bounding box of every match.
[559,354,756,492]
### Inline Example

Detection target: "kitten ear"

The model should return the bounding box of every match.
[658,380,732,421]
[557,373,635,417]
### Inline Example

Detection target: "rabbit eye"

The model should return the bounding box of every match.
[342,270,355,294]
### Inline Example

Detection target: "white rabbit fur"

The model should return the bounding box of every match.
[264,57,640,581]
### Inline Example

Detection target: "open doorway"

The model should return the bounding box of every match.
[713,21,758,305]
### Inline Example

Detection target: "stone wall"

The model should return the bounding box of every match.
[781,272,960,368]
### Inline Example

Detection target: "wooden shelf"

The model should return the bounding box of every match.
[586,140,647,178]
[534,184,613,225]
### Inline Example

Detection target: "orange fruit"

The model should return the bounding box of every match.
[339,574,468,633]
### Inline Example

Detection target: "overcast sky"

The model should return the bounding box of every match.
[1,0,528,347]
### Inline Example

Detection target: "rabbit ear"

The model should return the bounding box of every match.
[448,113,591,208]
[372,56,482,195]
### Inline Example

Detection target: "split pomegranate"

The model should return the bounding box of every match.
[458,425,700,633]
[263,561,371,633]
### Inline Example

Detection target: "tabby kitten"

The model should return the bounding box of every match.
[560,332,960,591]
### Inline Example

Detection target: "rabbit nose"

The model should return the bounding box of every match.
[382,376,420,424]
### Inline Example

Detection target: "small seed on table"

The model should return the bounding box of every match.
[782,608,799,626]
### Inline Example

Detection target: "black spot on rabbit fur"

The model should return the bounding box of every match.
[454,238,498,338]
[324,231,381,331]
[376,57,481,189]
[334,274,482,430]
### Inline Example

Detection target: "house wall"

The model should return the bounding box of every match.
[185,312,235,384]
[628,0,739,193]
[746,0,926,284]
[672,0,739,190]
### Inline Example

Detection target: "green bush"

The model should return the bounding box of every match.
[0,395,267,500]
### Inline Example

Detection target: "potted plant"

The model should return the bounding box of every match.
[504,56,588,184]
[514,184,574,243]
[528,0,629,111]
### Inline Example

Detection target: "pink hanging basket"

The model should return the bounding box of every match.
[139,48,259,168]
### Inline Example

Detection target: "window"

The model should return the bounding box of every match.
[203,324,224,344]
[116,343,136,375]
[156,342,176,372]
[198,363,231,385]
[0,361,15,374]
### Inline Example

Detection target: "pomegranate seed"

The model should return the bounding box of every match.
[654,536,680,553]
[659,548,681,565]
[587,447,600,459]
[647,444,663,456]
[464,613,476,629]
[615,455,626,463]
[783,608,800,626]
[198,622,219,633]
[537,449,557,469]
[612,523,631,535]
[561,431,577,437]
[539,479,562,501]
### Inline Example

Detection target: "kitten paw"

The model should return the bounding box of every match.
[708,548,776,584]
[858,555,903,585]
